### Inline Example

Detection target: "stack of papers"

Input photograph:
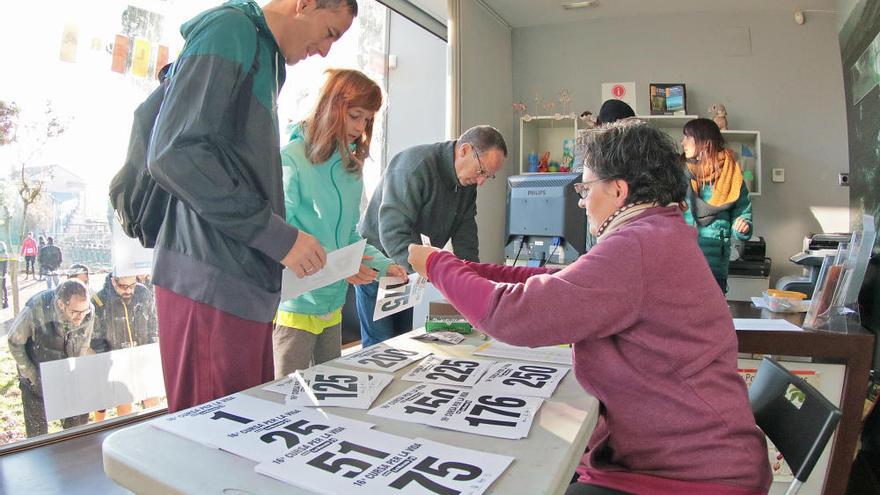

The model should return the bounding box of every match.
[213,408,374,462]
[401,356,496,387]
[473,340,572,366]
[256,428,513,495]
[283,365,394,409]
[151,393,291,448]
[369,383,544,440]
[333,343,431,372]
[471,361,570,398]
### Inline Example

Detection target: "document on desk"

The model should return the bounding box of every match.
[214,408,374,463]
[151,393,289,448]
[732,318,803,331]
[255,426,513,495]
[369,383,544,440]
[332,343,431,372]
[286,365,393,409]
[281,239,366,300]
[472,361,570,398]
[473,340,573,366]
[400,355,496,387]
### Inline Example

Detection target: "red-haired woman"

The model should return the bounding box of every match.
[681,118,753,293]
[274,69,407,377]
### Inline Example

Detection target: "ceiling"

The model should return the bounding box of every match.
[478,0,837,28]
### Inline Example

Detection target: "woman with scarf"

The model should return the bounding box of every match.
[681,118,753,293]
[408,120,771,495]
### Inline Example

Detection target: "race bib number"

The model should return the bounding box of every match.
[255,427,512,495]
[401,356,495,387]
[334,343,430,372]
[472,362,570,398]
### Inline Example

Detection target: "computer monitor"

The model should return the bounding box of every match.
[505,173,589,265]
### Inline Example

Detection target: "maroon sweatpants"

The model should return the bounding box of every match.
[155,286,274,412]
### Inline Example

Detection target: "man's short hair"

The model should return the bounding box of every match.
[67,263,89,277]
[316,0,358,16]
[56,279,89,304]
[459,125,508,157]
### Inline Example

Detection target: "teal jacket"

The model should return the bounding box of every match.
[279,124,393,315]
[683,182,752,289]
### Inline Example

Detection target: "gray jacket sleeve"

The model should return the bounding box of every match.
[377,168,428,271]
[147,26,297,262]
[7,307,39,385]
[451,197,480,262]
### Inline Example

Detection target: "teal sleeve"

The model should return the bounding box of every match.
[732,183,753,241]
[347,184,393,277]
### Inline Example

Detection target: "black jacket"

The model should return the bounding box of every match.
[90,274,158,352]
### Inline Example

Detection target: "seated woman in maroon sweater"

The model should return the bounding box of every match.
[408,120,771,495]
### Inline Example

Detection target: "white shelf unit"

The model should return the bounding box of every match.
[518,114,579,175]
[722,130,762,196]
[637,115,762,196]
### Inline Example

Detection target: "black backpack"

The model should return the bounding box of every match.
[110,17,260,249]
[108,70,172,249]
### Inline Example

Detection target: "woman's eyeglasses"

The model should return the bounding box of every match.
[573,178,606,199]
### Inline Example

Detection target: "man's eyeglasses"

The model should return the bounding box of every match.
[473,148,496,179]
[64,304,91,317]
[573,178,607,199]
[113,279,137,291]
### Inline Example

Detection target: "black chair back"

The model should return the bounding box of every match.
[749,357,842,491]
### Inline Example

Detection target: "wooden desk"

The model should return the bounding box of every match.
[730,301,875,495]
[102,330,599,495]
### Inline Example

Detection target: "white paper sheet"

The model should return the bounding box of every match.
[214,408,374,462]
[400,355,496,387]
[471,362,570,399]
[281,239,366,300]
[732,318,804,332]
[473,340,573,366]
[373,273,426,321]
[286,366,393,409]
[151,393,289,448]
[255,427,513,495]
[368,383,543,440]
[333,343,431,372]
[41,344,165,420]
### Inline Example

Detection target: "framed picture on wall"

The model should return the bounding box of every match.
[649,83,687,115]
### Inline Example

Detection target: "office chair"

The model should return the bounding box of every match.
[749,357,842,495]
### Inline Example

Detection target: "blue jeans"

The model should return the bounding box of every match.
[355,280,413,347]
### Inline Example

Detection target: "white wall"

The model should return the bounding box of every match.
[385,11,447,165]
[458,0,513,264]
[511,11,849,283]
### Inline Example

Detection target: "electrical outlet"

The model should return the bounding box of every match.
[772,168,785,183]
[838,173,850,186]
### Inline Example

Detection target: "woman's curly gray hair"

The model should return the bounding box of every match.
[575,119,688,205]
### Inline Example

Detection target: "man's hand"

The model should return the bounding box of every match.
[346,256,378,285]
[385,264,408,283]
[733,217,750,234]
[408,244,440,279]
[281,231,327,278]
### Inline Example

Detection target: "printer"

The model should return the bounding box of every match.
[729,237,771,277]
[775,233,851,298]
